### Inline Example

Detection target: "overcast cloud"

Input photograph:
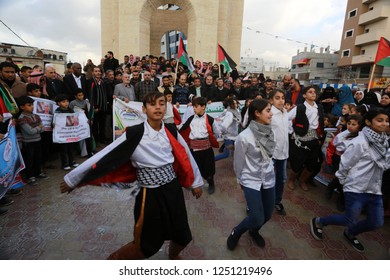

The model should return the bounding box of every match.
[0,0,347,68]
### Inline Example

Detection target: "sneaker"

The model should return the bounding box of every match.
[0,197,14,207]
[249,230,265,248]
[71,162,79,168]
[227,229,241,250]
[274,203,286,216]
[343,230,364,253]
[310,218,323,240]
[26,177,38,186]
[63,166,71,171]
[36,173,49,179]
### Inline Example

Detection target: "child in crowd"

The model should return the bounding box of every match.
[215,97,241,161]
[284,100,293,111]
[270,89,289,215]
[163,89,181,126]
[60,91,203,260]
[69,89,94,158]
[325,115,363,209]
[287,86,325,191]
[311,108,389,253]
[227,99,275,250]
[26,83,42,98]
[179,97,219,194]
[53,95,79,170]
[335,103,355,127]
[17,96,48,185]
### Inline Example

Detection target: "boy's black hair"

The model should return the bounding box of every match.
[21,66,32,72]
[269,88,286,100]
[142,91,165,107]
[285,100,293,106]
[26,83,40,93]
[73,88,84,96]
[192,96,207,107]
[163,88,173,96]
[55,94,69,103]
[17,96,35,107]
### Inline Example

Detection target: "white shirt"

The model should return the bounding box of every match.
[271,106,289,160]
[189,114,209,139]
[220,110,240,141]
[233,128,275,191]
[288,101,319,130]
[72,73,82,89]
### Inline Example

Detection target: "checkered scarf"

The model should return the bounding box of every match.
[362,126,389,169]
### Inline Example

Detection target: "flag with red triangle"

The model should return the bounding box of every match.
[217,44,237,73]
[177,37,195,73]
[374,37,390,67]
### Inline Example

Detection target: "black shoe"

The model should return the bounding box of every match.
[0,208,8,215]
[0,197,14,207]
[208,184,215,195]
[7,189,22,196]
[227,228,241,250]
[249,230,265,248]
[274,203,286,215]
[343,230,364,252]
[26,177,38,186]
[310,218,323,240]
[219,143,225,153]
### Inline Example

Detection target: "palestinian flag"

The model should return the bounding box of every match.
[177,37,195,73]
[374,37,390,67]
[218,44,237,73]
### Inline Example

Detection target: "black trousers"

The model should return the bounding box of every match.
[190,147,215,179]
[22,141,42,178]
[134,178,192,258]
[59,143,74,167]
[92,111,106,143]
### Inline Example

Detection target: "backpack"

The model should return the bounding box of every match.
[292,104,309,136]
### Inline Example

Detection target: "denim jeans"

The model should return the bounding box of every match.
[273,159,287,204]
[215,139,234,161]
[235,186,275,235]
[319,192,384,236]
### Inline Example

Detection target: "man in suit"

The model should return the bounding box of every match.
[63,62,87,101]
[188,77,206,101]
[44,64,64,100]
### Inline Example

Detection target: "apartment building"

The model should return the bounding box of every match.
[338,0,390,84]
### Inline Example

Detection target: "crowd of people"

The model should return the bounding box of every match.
[0,50,389,258]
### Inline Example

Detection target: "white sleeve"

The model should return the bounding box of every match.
[221,112,233,132]
[233,135,247,180]
[287,106,297,121]
[177,133,204,188]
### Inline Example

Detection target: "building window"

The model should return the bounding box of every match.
[361,49,366,55]
[369,7,373,11]
[316,62,324,68]
[348,9,357,18]
[345,29,353,38]
[365,28,369,33]
[342,49,350,57]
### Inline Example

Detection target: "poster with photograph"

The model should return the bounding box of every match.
[31,97,58,131]
[52,112,90,143]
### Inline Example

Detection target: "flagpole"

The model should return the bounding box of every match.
[218,63,221,79]
[174,60,179,85]
[368,63,376,92]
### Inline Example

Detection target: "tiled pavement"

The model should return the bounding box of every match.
[1,150,389,260]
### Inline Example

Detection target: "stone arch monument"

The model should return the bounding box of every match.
[101,0,244,63]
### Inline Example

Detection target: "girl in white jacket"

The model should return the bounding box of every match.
[227,99,275,250]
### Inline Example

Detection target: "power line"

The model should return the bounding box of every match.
[244,26,338,52]
[0,19,38,51]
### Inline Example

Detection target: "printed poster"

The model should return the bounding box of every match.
[52,112,90,143]
[31,97,58,131]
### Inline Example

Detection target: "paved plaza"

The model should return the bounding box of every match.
[1,151,389,260]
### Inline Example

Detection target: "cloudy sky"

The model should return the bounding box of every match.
[0,0,347,68]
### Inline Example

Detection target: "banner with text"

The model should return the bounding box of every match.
[52,112,90,143]
[112,99,233,140]
[0,121,25,199]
